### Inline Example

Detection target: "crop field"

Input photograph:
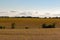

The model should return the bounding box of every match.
[0,28,59,40]
[0,18,60,29]
[0,18,60,40]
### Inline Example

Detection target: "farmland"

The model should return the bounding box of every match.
[0,17,60,29]
[0,28,59,40]
[0,18,60,40]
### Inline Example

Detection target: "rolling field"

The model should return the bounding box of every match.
[0,28,60,40]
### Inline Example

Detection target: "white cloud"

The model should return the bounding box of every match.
[0,9,60,17]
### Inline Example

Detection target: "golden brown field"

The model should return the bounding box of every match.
[0,18,60,29]
[0,28,59,40]
[0,18,60,40]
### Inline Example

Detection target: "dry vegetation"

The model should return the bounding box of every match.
[0,18,59,40]
[0,29,59,40]
[0,18,60,29]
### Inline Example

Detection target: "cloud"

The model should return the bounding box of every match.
[0,9,60,17]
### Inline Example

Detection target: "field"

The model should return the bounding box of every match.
[0,18,60,40]
[0,28,59,40]
[0,18,60,29]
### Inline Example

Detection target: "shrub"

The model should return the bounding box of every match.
[11,23,15,29]
[25,27,29,29]
[42,23,55,28]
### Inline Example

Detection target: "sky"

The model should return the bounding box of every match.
[0,0,60,17]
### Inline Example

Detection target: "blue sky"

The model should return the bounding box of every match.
[0,0,60,10]
[0,0,60,17]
